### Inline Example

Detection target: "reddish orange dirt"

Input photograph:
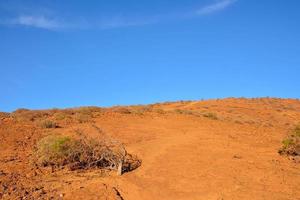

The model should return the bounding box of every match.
[1,98,300,200]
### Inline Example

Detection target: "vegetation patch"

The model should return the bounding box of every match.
[174,109,194,115]
[129,106,153,115]
[0,112,10,118]
[111,107,132,114]
[154,109,166,114]
[74,113,92,123]
[279,124,300,156]
[203,112,218,120]
[39,120,57,128]
[34,134,141,174]
[294,125,300,137]
[11,109,43,122]
[53,112,67,121]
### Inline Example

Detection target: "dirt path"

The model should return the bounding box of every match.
[108,116,300,200]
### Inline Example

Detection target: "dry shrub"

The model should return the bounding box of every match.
[129,106,153,115]
[74,106,103,114]
[34,134,141,174]
[0,112,10,118]
[154,109,166,114]
[279,124,300,156]
[11,109,36,122]
[12,108,31,113]
[74,113,92,123]
[173,109,203,117]
[294,125,300,137]
[11,109,51,122]
[53,112,67,120]
[39,120,57,128]
[174,109,192,115]
[111,107,132,114]
[203,112,218,120]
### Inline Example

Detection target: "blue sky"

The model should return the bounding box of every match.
[0,0,299,112]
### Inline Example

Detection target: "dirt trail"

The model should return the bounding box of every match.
[113,117,300,200]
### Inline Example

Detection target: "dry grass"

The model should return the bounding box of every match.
[174,109,194,115]
[9,107,102,124]
[202,112,218,120]
[129,106,153,115]
[11,109,48,122]
[39,120,57,128]
[0,112,10,118]
[74,113,92,123]
[53,112,67,121]
[111,107,132,114]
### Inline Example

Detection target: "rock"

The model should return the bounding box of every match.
[233,155,242,159]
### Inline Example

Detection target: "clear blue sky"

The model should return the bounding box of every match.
[0,0,299,112]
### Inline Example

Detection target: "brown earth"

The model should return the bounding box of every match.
[1,98,300,200]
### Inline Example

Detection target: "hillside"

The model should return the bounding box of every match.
[1,98,300,200]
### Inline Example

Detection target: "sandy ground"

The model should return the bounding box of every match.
[1,98,300,200]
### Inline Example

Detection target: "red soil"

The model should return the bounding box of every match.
[1,98,300,200]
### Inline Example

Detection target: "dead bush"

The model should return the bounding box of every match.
[34,134,141,174]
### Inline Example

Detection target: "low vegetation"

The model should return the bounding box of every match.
[34,134,141,174]
[174,109,194,115]
[11,109,45,122]
[279,124,300,156]
[0,112,10,118]
[39,120,57,128]
[203,112,218,120]
[75,113,92,123]
[53,112,67,121]
[112,107,132,114]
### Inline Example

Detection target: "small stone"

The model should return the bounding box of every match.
[233,155,242,159]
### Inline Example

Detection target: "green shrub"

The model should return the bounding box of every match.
[279,124,300,156]
[35,135,73,166]
[282,138,294,149]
